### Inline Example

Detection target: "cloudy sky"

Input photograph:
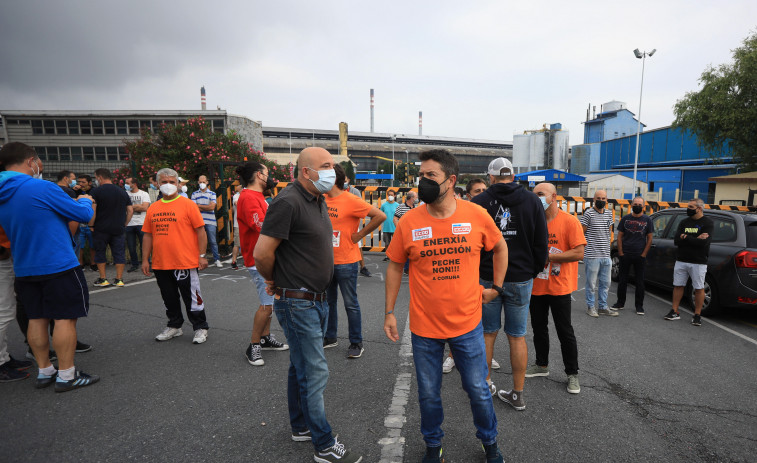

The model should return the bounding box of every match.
[1,1,755,144]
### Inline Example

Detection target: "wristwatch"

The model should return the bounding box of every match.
[491,285,506,297]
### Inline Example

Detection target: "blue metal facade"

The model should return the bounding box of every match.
[583,109,642,144]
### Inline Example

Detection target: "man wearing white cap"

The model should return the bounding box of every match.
[471,157,548,410]
[178,177,189,198]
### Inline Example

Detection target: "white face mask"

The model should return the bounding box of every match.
[160,183,178,196]
[387,195,395,202]
[181,185,188,193]
[31,159,42,179]
[199,182,207,190]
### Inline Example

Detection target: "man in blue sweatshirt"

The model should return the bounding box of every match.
[0,142,99,392]
[472,157,548,410]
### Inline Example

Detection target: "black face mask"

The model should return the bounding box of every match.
[265,176,277,191]
[632,205,643,214]
[418,176,449,204]
[686,208,697,217]
[595,200,606,210]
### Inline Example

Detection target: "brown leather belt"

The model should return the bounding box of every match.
[275,288,327,302]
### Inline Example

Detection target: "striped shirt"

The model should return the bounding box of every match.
[191,189,217,226]
[579,207,612,258]
[394,202,414,220]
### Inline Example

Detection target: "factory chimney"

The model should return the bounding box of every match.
[419,111,423,136]
[370,89,374,133]
[201,86,207,110]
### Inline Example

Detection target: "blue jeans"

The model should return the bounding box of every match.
[125,225,143,266]
[273,297,334,452]
[411,322,498,447]
[585,257,612,309]
[325,262,362,344]
[204,224,220,261]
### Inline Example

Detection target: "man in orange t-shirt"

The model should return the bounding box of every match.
[141,168,210,345]
[527,182,586,395]
[384,149,508,463]
[324,164,385,358]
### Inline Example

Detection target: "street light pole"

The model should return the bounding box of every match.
[632,48,656,197]
[391,135,396,188]
[405,150,409,186]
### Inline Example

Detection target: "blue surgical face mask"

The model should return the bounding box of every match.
[69,179,77,188]
[125,184,131,192]
[306,167,336,193]
[149,183,157,190]
[540,196,550,210]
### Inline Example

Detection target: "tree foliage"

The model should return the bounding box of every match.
[673,32,757,170]
[122,117,290,187]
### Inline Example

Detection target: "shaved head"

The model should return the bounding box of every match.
[533,182,556,196]
[297,147,335,195]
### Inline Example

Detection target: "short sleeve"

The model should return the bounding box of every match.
[481,211,502,251]
[188,200,205,228]
[142,191,151,205]
[142,209,153,233]
[617,216,626,233]
[261,199,294,240]
[570,216,588,248]
[579,209,590,227]
[350,195,373,218]
[646,217,654,235]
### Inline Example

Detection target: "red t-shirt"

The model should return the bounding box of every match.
[236,188,268,267]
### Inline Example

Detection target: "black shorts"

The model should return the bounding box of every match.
[93,230,126,264]
[15,267,90,320]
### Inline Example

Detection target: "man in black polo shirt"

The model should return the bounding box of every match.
[90,168,132,287]
[254,147,362,463]
[612,196,654,315]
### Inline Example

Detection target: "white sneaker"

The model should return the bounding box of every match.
[491,358,500,370]
[155,327,183,342]
[587,307,599,318]
[442,356,455,374]
[215,260,223,268]
[192,329,208,344]
[487,379,496,396]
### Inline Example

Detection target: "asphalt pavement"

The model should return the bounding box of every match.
[2,254,757,463]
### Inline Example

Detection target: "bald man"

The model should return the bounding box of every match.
[254,147,362,463]
[527,183,585,394]
[580,189,617,317]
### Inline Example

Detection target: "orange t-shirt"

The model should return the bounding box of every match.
[325,192,373,265]
[532,209,587,296]
[386,200,502,339]
[141,196,205,270]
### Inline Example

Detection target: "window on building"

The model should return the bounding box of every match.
[116,120,127,135]
[140,120,152,131]
[95,146,106,161]
[212,119,225,133]
[83,147,94,161]
[71,146,83,161]
[92,120,103,135]
[43,120,55,135]
[35,146,45,158]
[46,146,59,161]
[104,120,115,135]
[106,146,118,160]
[68,120,79,135]
[32,120,43,135]
[55,120,67,135]
[120,146,129,161]
[128,120,140,135]
[59,146,71,161]
[80,120,92,135]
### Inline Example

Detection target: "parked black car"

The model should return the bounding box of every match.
[611,208,757,315]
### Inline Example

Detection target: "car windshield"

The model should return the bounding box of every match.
[746,222,757,248]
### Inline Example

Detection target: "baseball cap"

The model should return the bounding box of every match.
[487,157,514,176]
[178,176,188,183]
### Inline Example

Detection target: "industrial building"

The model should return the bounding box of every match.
[512,123,569,173]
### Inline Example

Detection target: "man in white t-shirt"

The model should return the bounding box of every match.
[125,178,151,273]
[230,185,242,270]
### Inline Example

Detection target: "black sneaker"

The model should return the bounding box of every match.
[127,265,140,273]
[422,446,444,463]
[245,343,264,366]
[483,442,504,463]
[636,308,645,315]
[5,355,33,371]
[692,314,702,326]
[75,341,93,353]
[93,278,111,287]
[54,370,100,392]
[89,264,98,272]
[611,303,624,310]
[260,334,289,351]
[35,370,57,388]
[0,363,30,382]
[347,343,364,359]
[291,429,312,442]
[26,348,57,363]
[231,261,238,270]
[359,267,372,277]
[664,310,680,321]
[323,338,338,349]
[314,437,362,463]
[382,257,390,262]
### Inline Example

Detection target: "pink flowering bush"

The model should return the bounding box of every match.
[122,116,288,186]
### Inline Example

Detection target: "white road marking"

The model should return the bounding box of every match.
[379,316,412,463]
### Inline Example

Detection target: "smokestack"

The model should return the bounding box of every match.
[201,86,206,110]
[419,111,423,136]
[592,105,596,119]
[370,89,374,133]
[586,103,590,121]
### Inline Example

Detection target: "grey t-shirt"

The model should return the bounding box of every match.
[261,180,334,293]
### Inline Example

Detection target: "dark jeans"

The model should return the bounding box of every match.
[154,269,209,331]
[125,225,144,267]
[616,254,646,309]
[325,262,362,344]
[529,294,579,375]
